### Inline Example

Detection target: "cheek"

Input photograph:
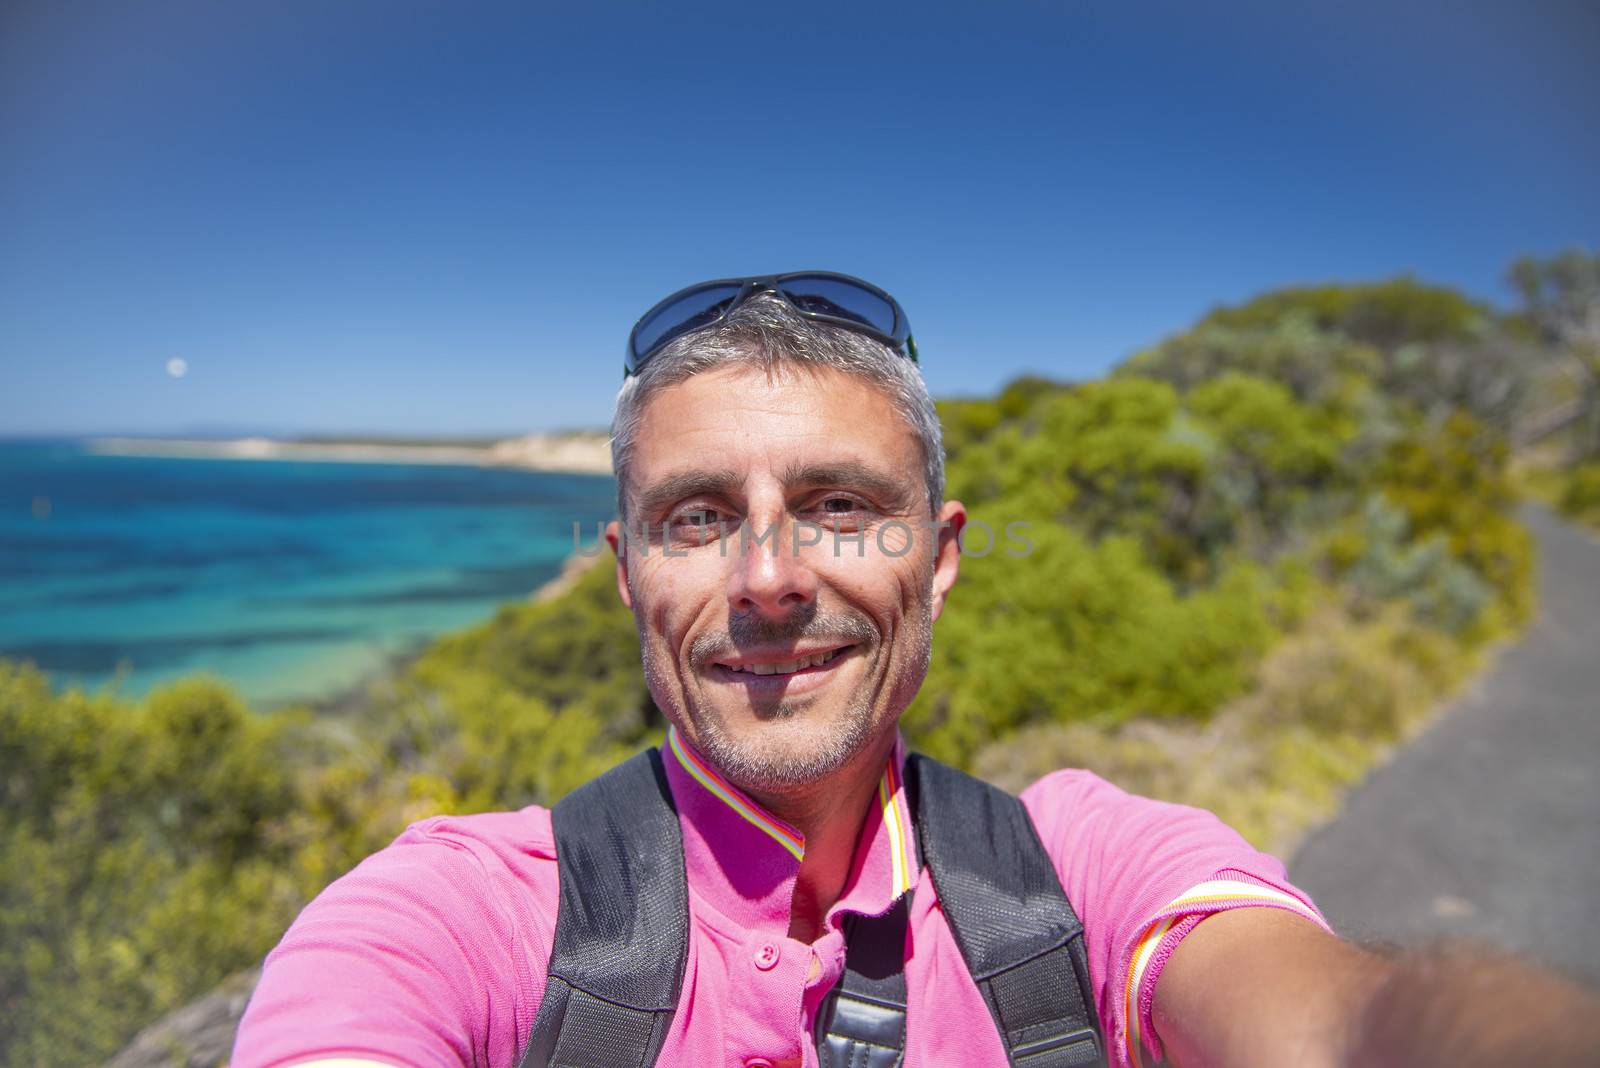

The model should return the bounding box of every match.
[816,540,934,630]
[832,555,935,711]
[632,555,719,655]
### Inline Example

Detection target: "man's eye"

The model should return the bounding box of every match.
[811,497,872,522]
[671,508,724,529]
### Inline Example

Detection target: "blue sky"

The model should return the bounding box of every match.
[3,0,1597,437]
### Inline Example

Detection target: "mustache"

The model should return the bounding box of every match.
[689,604,879,668]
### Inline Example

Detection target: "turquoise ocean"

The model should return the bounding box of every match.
[1,441,616,706]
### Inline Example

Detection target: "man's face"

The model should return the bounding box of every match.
[608,363,964,795]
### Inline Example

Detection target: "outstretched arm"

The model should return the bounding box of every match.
[1153,907,1600,1067]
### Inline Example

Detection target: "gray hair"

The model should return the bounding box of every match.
[610,292,945,517]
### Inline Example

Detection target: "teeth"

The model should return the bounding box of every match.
[726,648,842,675]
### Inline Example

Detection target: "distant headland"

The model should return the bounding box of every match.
[82,430,614,475]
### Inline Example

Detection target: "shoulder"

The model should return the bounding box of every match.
[351,803,563,954]
[390,803,558,866]
[231,804,561,1068]
[334,803,560,914]
[1018,767,1258,873]
[1018,765,1214,824]
[1015,766,1310,923]
[1013,768,1327,1068]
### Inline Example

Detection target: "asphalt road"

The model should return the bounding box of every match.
[1291,506,1600,987]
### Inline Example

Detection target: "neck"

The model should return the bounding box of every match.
[745,730,899,944]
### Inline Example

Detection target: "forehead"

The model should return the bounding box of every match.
[628,364,923,498]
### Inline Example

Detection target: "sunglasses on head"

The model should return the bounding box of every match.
[625,271,917,377]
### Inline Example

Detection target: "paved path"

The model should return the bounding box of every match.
[1291,506,1600,986]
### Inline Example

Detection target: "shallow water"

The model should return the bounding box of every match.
[1,441,615,706]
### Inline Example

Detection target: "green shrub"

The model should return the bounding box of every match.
[0,665,307,1067]
[1558,461,1600,525]
[410,555,652,744]
[903,524,1274,764]
[971,606,1479,857]
[1337,496,1495,636]
[1375,412,1533,626]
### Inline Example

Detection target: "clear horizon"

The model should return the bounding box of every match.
[4,1,1597,437]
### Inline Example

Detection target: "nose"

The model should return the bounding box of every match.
[727,515,819,620]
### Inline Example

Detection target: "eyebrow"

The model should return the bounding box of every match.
[631,469,743,520]
[781,460,921,512]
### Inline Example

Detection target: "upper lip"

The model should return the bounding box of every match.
[709,644,854,671]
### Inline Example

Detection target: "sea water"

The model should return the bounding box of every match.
[0,441,616,706]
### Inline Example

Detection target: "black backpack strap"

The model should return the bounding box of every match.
[904,754,1104,1068]
[815,895,911,1068]
[519,749,688,1068]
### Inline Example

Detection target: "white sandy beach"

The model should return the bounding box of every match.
[85,431,614,475]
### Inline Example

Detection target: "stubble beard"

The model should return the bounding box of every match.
[641,596,935,796]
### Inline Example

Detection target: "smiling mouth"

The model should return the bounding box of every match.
[712,645,854,678]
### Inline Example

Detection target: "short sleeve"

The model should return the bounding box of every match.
[230,810,559,1068]
[1020,770,1329,1068]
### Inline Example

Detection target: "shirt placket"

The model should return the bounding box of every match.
[723,924,841,1068]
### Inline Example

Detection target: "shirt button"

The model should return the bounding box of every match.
[753,942,780,970]
[744,1060,775,1068]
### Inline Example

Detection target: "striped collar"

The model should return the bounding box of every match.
[662,724,920,930]
[667,725,807,860]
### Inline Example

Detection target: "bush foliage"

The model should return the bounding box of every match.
[1557,461,1600,528]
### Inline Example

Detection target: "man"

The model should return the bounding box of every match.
[233,273,1600,1068]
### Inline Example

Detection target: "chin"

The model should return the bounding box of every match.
[690,701,880,793]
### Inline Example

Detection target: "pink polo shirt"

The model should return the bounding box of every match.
[231,728,1329,1068]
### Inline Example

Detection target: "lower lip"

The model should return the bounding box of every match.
[707,647,856,696]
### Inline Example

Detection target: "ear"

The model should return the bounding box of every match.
[605,519,633,610]
[929,499,965,622]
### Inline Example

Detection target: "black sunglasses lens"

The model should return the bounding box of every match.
[632,283,746,366]
[778,276,900,339]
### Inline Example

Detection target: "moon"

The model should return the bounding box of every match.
[166,357,188,378]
